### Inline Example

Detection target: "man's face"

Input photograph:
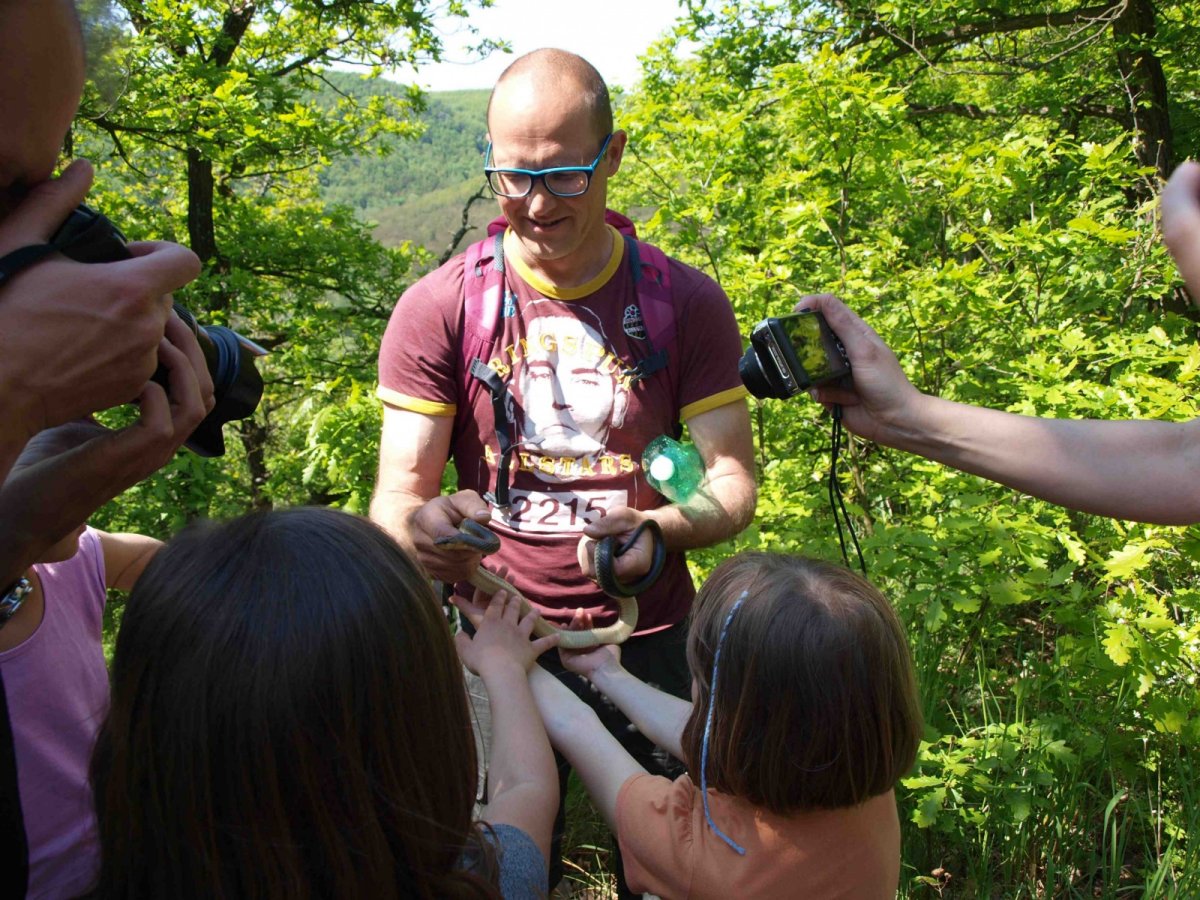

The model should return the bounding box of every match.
[0,1,86,216]
[518,315,628,458]
[487,77,624,281]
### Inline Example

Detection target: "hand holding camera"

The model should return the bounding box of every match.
[786,294,926,447]
[1161,160,1200,305]
[0,193,263,456]
[0,161,206,442]
[738,307,851,399]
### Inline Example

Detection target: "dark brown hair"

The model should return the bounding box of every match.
[90,507,499,899]
[681,553,923,814]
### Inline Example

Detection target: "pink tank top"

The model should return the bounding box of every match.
[0,527,107,898]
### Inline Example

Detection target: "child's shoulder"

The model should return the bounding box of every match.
[618,771,697,814]
[37,527,105,586]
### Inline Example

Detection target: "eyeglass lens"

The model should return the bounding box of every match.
[487,169,589,198]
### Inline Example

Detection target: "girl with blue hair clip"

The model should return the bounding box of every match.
[457,552,923,899]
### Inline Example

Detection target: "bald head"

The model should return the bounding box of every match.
[487,49,612,142]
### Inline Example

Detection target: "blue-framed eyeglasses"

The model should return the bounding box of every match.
[484,134,613,199]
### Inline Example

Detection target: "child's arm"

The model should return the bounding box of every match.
[454,590,560,868]
[526,666,644,831]
[96,529,163,592]
[559,612,693,763]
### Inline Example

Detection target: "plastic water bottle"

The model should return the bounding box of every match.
[642,435,704,503]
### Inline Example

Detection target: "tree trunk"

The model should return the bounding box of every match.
[187,148,217,264]
[186,148,234,312]
[239,418,273,510]
[1112,0,1173,183]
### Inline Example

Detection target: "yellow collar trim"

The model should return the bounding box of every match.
[503,225,624,301]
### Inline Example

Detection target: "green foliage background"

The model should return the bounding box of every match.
[76,0,1200,895]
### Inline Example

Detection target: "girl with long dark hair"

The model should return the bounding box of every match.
[90,507,556,899]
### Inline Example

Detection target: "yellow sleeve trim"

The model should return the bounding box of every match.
[504,225,625,301]
[680,386,749,422]
[376,386,457,417]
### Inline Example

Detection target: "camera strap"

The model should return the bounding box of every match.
[828,404,866,574]
[0,213,121,288]
[0,242,62,288]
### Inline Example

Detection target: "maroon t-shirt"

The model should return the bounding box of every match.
[379,227,747,632]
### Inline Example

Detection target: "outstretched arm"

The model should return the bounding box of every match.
[557,616,692,763]
[454,591,559,866]
[527,666,644,831]
[803,293,1200,525]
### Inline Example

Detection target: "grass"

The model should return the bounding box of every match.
[559,773,617,898]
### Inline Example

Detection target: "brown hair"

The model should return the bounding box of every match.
[488,48,613,141]
[681,553,923,814]
[90,507,500,899]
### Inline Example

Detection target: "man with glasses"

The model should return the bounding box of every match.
[372,48,756,895]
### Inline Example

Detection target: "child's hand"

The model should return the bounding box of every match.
[454,590,559,678]
[559,608,622,681]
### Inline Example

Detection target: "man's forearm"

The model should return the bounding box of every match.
[647,465,757,551]
[368,488,426,556]
[887,393,1200,525]
[0,436,145,586]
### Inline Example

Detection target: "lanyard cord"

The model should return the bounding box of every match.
[828,404,866,574]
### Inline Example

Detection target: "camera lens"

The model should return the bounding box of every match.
[739,345,786,400]
[154,305,264,458]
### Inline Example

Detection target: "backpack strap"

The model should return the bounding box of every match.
[462,232,518,507]
[468,358,517,508]
[622,235,675,385]
[463,231,509,343]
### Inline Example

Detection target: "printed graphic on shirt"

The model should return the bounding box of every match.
[483,302,638,491]
[622,304,647,340]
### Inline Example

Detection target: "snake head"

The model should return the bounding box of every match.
[433,518,502,556]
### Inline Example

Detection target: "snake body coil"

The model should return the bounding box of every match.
[436,519,663,648]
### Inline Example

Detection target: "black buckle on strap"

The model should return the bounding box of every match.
[469,358,516,509]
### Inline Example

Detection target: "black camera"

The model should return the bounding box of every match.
[738,310,850,400]
[52,205,265,457]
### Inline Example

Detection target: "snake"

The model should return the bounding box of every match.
[435,518,665,649]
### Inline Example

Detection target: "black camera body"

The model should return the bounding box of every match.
[52,205,265,457]
[738,310,850,400]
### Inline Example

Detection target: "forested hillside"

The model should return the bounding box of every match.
[73,1,1200,896]
[316,76,493,251]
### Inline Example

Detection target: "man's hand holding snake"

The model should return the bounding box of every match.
[409,489,492,584]
[579,506,657,583]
